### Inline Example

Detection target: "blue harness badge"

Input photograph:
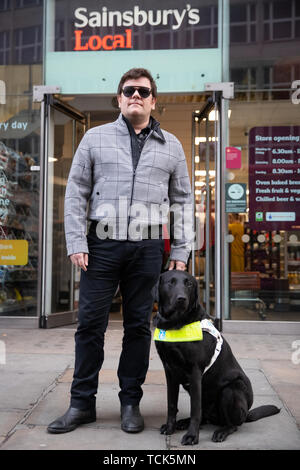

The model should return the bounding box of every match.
[154,321,203,342]
[158,329,167,340]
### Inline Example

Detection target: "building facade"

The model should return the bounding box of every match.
[0,0,299,328]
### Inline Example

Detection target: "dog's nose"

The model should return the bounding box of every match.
[176,296,187,304]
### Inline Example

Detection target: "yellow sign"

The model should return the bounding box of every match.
[0,240,28,266]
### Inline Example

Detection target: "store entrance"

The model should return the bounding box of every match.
[38,96,87,328]
[37,91,229,328]
[191,93,228,330]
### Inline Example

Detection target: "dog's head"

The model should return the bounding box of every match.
[155,270,206,330]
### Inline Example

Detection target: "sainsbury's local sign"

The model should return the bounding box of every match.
[45,0,223,94]
[73,4,201,51]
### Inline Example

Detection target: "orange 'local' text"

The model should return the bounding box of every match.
[74,29,132,50]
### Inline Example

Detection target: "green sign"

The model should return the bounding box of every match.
[45,0,224,94]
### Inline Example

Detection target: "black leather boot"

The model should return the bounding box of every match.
[47,406,96,434]
[121,405,144,433]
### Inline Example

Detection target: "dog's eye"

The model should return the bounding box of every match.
[185,280,193,287]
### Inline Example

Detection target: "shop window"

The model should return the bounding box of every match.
[263,0,300,41]
[0,94,40,318]
[189,5,218,48]
[230,2,256,44]
[294,64,300,78]
[273,21,292,40]
[231,68,249,87]
[273,0,292,19]
[14,25,42,64]
[194,29,212,48]
[228,110,300,321]
[199,6,214,25]
[230,67,257,100]
[0,31,10,65]
[230,25,247,43]
[55,20,65,52]
[264,3,270,20]
[273,65,292,84]
[263,64,293,99]
[230,4,247,23]
[250,4,256,21]
[0,0,11,11]
[264,23,270,41]
[153,32,170,50]
[15,0,42,7]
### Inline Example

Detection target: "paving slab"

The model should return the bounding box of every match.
[0,410,25,438]
[169,395,300,450]
[261,359,300,426]
[0,354,73,410]
[0,425,167,451]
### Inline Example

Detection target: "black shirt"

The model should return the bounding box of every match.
[122,115,153,171]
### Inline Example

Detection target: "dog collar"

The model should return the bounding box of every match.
[154,321,203,342]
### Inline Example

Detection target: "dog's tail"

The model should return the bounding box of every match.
[246,405,280,422]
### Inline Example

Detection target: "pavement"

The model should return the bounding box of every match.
[0,320,300,451]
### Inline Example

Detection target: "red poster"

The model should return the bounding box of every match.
[226,146,241,169]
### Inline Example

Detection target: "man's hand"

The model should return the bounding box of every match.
[168,260,186,271]
[70,253,89,271]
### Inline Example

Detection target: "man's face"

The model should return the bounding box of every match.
[117,76,156,123]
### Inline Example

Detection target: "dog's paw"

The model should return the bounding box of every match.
[160,423,176,435]
[212,430,226,442]
[212,425,237,442]
[181,432,199,446]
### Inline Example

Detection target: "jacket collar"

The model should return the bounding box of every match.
[116,113,166,143]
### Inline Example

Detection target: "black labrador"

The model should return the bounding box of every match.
[154,270,280,445]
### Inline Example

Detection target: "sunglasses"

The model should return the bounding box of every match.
[122,86,152,99]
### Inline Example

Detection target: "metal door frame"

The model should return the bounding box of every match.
[34,89,87,328]
[192,83,233,331]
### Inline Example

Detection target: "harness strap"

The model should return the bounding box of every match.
[201,319,223,374]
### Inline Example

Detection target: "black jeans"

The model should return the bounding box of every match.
[70,223,164,410]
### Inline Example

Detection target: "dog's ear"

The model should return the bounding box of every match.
[190,278,202,314]
[151,278,160,304]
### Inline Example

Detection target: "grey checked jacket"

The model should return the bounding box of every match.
[64,114,193,263]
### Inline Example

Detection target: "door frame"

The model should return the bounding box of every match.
[192,85,232,331]
[37,93,87,328]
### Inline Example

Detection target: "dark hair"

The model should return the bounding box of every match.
[117,68,157,98]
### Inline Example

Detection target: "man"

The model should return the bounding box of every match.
[47,68,192,435]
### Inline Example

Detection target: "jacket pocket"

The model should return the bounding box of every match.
[91,176,106,200]
[160,182,169,205]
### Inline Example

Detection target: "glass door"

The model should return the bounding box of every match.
[192,93,227,331]
[38,95,87,328]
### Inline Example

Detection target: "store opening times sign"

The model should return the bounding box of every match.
[249,126,300,230]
